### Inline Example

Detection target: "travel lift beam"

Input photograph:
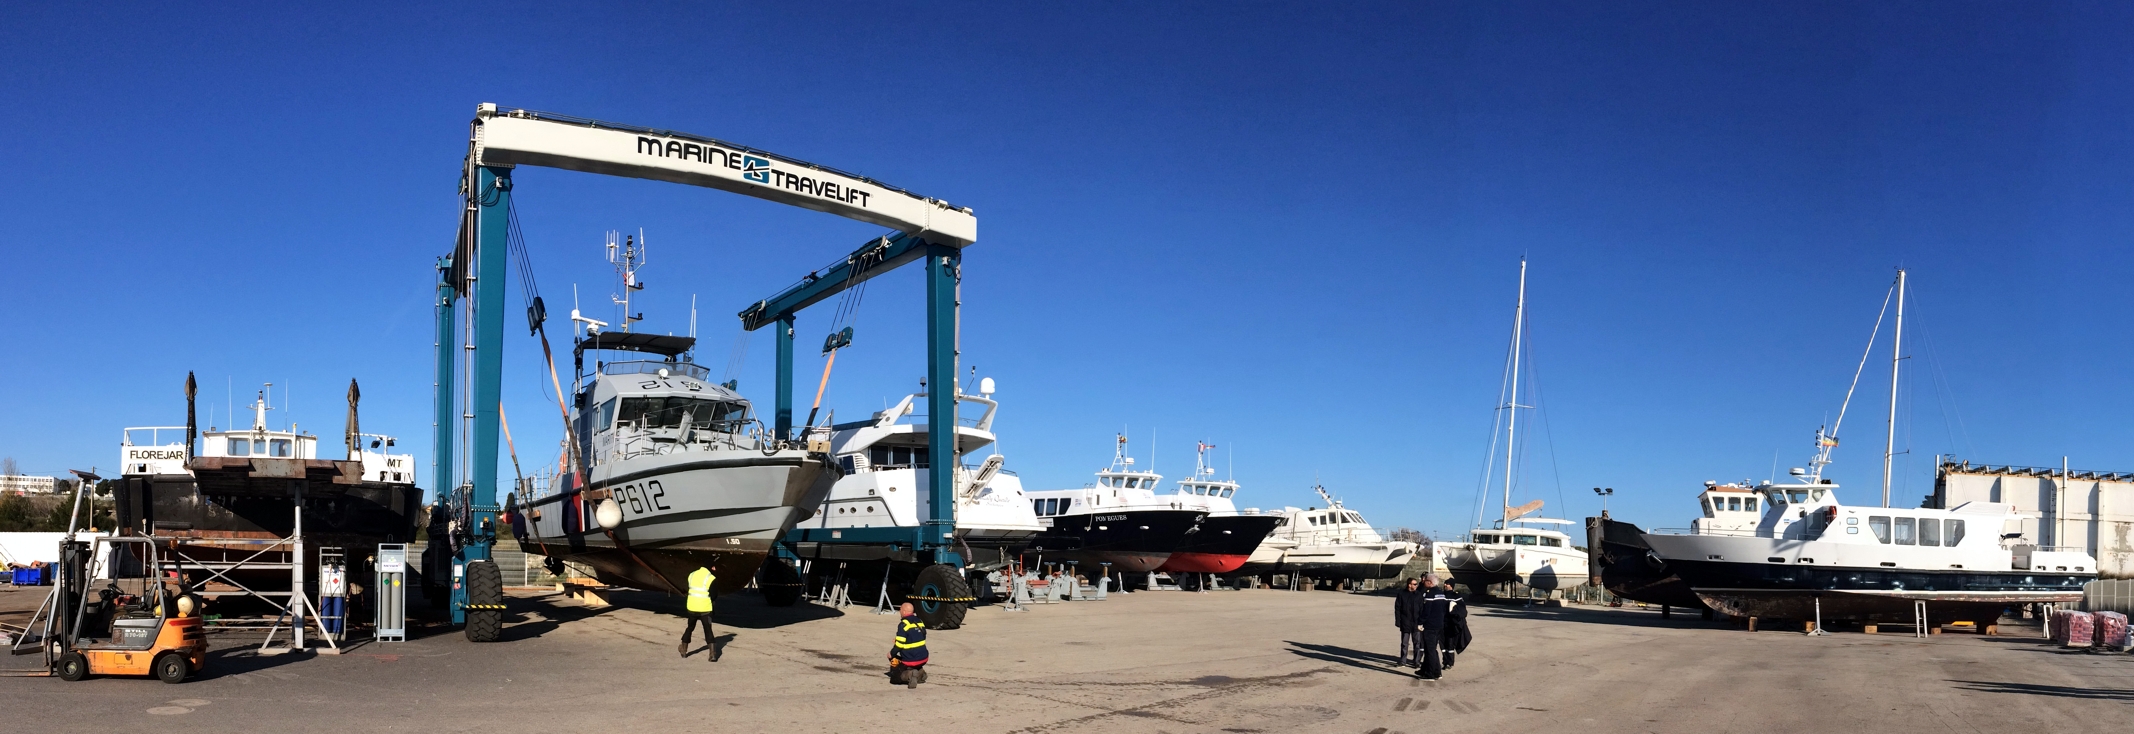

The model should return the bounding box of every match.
[436,104,976,640]
[739,231,964,562]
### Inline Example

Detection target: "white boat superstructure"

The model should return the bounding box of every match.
[798,380,1043,557]
[122,389,417,484]
[1690,481,1765,535]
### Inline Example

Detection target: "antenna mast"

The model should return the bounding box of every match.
[1501,258,1528,527]
[1882,269,1906,508]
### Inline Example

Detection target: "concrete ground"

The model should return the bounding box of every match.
[2,583,2130,733]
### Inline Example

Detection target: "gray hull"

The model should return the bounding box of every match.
[517,449,836,594]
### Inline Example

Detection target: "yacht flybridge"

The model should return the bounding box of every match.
[509,232,837,598]
[1026,435,1207,573]
[1238,485,1417,581]
[1155,443,1283,574]
[788,378,1043,571]
[1639,271,2097,626]
[1438,260,1591,593]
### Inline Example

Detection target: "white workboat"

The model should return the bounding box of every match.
[1237,485,1417,581]
[1437,259,1591,592]
[1640,271,2095,625]
[509,232,837,597]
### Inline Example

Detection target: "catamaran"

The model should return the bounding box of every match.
[1438,259,1591,592]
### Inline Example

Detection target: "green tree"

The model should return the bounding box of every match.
[0,494,31,532]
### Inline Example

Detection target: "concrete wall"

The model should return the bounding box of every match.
[1935,466,2134,579]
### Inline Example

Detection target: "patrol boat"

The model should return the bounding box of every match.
[786,377,1043,597]
[1154,443,1283,574]
[1024,435,1207,573]
[509,232,837,598]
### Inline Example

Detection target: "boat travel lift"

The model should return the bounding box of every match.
[436,104,978,640]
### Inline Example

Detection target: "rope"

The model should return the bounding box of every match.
[905,595,976,603]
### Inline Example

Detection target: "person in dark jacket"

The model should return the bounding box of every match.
[1414,574,1460,679]
[887,602,929,689]
[1394,577,1426,669]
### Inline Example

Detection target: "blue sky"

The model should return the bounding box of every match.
[3,2,2129,537]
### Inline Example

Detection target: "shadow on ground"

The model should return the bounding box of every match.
[1283,640,1412,676]
[1951,680,2134,701]
[509,588,844,630]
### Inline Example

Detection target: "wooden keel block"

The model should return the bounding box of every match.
[1863,624,1879,634]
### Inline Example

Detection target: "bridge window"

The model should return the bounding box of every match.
[1894,517,1916,546]
[1700,498,1715,518]
[1512,534,1538,546]
[1727,497,1741,512]
[1918,517,1941,547]
[1744,498,1758,513]
[1541,536,1563,547]
[1868,516,1891,544]
[596,398,617,432]
[270,439,292,457]
[1946,519,1965,546]
[228,438,250,456]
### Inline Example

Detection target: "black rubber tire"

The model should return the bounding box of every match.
[910,564,970,630]
[463,560,504,643]
[56,652,88,682]
[758,557,804,607]
[154,652,190,684]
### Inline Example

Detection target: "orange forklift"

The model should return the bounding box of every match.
[47,535,208,683]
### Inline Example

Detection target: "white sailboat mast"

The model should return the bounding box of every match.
[1503,259,1528,526]
[1881,269,1906,508]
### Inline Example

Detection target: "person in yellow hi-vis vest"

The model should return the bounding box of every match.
[680,566,717,662]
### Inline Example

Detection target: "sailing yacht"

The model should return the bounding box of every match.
[509,232,839,597]
[1438,259,1592,593]
[1154,443,1283,574]
[1640,271,2097,625]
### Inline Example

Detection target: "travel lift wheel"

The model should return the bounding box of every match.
[56,652,89,682]
[463,560,505,643]
[910,564,971,630]
[758,557,804,607]
[154,652,191,684]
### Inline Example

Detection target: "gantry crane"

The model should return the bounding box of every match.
[434,104,976,640]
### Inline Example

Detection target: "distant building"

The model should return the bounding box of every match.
[0,474,59,495]
[1931,459,2134,579]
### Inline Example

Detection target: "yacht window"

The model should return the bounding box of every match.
[1701,498,1715,518]
[1744,498,1758,513]
[1919,517,1941,547]
[1058,498,1072,513]
[1894,518,1916,546]
[1222,489,1234,498]
[1789,491,1808,503]
[1868,516,1891,544]
[839,455,858,474]
[1727,497,1741,512]
[1512,534,1538,546]
[1946,519,1965,546]
[1542,536,1563,547]
[270,439,292,457]
[1349,512,1363,524]
[1031,498,1043,515]
[228,438,250,456]
[596,398,617,432]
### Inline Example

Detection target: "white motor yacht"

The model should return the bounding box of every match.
[1237,485,1417,581]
